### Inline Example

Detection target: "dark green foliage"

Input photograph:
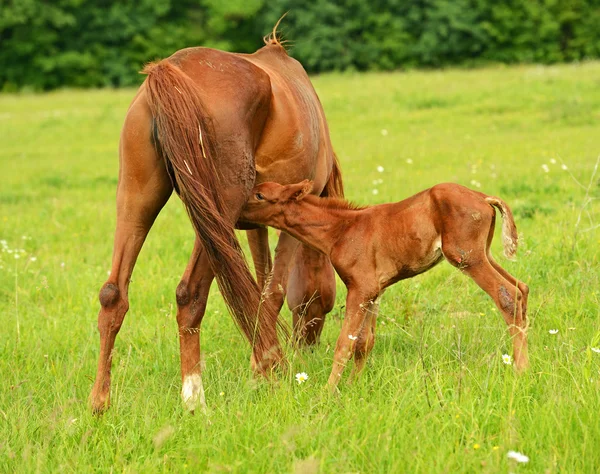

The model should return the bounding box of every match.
[2,0,600,90]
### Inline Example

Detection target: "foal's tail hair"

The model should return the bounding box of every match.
[142,60,278,360]
[322,152,344,198]
[485,196,518,260]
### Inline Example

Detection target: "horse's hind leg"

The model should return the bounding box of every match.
[90,92,172,413]
[287,245,336,345]
[176,238,214,412]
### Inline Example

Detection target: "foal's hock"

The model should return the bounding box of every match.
[241,181,529,390]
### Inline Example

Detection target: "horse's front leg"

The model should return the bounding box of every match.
[287,244,336,346]
[246,227,272,290]
[327,286,375,391]
[251,232,300,373]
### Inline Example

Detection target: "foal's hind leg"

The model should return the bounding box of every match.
[488,255,529,317]
[460,259,528,371]
[287,245,336,346]
[176,238,214,412]
[90,93,172,413]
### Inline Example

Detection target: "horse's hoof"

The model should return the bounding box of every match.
[181,373,207,413]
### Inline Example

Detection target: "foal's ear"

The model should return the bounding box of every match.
[295,180,313,200]
[282,180,313,202]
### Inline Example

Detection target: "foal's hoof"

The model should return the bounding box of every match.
[515,361,529,374]
[90,394,110,415]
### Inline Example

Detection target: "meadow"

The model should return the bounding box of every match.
[1,62,599,473]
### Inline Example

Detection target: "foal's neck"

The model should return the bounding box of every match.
[280,196,361,255]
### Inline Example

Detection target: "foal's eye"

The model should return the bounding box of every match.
[255,193,264,201]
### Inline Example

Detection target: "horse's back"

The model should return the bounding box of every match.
[165,47,273,145]
[127,43,336,194]
[241,44,337,192]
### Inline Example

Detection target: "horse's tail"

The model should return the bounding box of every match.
[142,60,275,356]
[322,152,344,198]
[485,196,518,260]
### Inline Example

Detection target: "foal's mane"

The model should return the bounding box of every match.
[305,195,367,211]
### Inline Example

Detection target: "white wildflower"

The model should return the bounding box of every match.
[381,129,388,136]
[591,347,600,354]
[541,164,550,173]
[550,158,556,164]
[377,166,384,173]
[502,354,512,365]
[549,329,558,335]
[406,158,413,164]
[348,334,358,341]
[507,450,529,463]
[561,164,568,170]
[372,189,379,195]
[295,372,309,384]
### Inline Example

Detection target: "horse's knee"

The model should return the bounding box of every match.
[99,283,120,309]
[176,280,190,307]
[98,282,128,333]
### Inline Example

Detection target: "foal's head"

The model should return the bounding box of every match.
[241,180,313,225]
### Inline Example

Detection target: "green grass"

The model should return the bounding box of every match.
[1,62,600,473]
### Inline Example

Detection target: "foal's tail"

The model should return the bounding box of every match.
[142,60,274,356]
[322,152,344,198]
[485,196,518,260]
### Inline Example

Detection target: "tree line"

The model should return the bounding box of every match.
[1,0,599,91]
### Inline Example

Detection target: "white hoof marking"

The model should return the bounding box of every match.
[181,374,206,412]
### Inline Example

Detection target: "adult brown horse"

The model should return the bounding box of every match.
[90,30,343,413]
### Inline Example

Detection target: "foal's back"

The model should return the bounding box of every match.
[345,184,497,284]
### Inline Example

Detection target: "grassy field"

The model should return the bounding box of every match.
[1,61,599,473]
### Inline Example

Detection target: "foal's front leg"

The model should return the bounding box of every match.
[349,299,379,381]
[327,287,374,391]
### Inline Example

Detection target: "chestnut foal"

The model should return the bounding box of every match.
[240,181,529,390]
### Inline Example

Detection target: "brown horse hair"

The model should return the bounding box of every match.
[142,60,278,358]
[321,152,344,198]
